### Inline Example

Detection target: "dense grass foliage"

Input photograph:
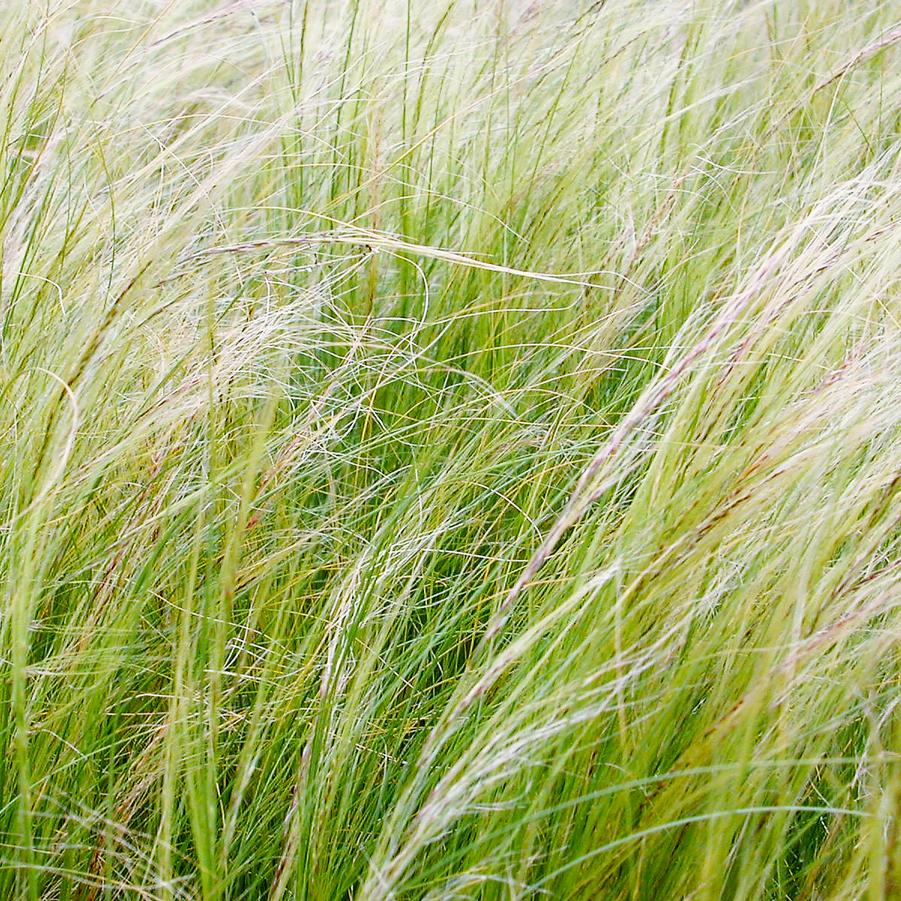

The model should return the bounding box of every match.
[1,1,899,897]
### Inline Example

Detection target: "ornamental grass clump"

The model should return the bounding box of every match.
[0,1,898,898]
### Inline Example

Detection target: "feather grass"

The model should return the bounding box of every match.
[0,1,898,898]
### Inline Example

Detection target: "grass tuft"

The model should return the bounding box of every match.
[0,1,898,898]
